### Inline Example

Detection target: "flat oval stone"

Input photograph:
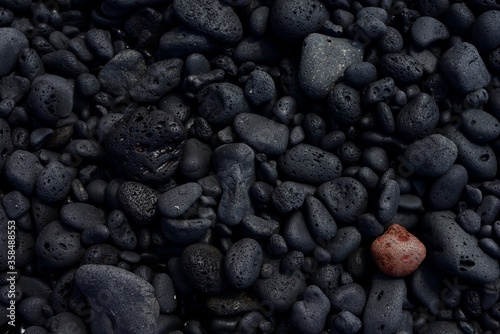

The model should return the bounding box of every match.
[60,203,105,232]
[402,134,458,177]
[396,92,439,141]
[158,182,203,218]
[461,109,500,143]
[316,177,368,224]
[178,138,212,181]
[371,224,426,277]
[106,210,137,251]
[182,243,227,294]
[471,10,500,54]
[158,26,219,58]
[234,113,289,156]
[279,144,342,184]
[241,215,279,240]
[329,283,366,315]
[422,211,500,284]
[299,34,364,99]
[75,264,160,334]
[304,195,337,241]
[225,238,263,289]
[173,0,242,44]
[378,179,400,224]
[35,221,84,269]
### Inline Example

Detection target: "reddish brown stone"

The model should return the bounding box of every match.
[371,224,426,277]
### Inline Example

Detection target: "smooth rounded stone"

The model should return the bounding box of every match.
[380,53,423,86]
[118,181,158,225]
[316,177,368,224]
[233,113,289,156]
[181,243,227,294]
[363,274,406,334]
[26,76,73,126]
[244,70,276,106]
[289,126,305,145]
[129,58,183,103]
[343,62,377,90]
[152,273,177,314]
[396,92,439,141]
[329,283,366,315]
[106,210,137,251]
[75,264,160,334]
[67,36,94,64]
[362,77,395,104]
[225,238,263,289]
[408,46,439,75]
[428,164,468,210]
[443,3,474,35]
[416,0,450,17]
[439,42,490,94]
[0,28,29,77]
[213,143,255,226]
[282,211,317,253]
[197,82,250,129]
[476,195,500,225]
[291,285,330,334]
[299,34,364,99]
[461,109,500,143]
[249,6,270,37]
[357,213,385,239]
[35,161,75,203]
[178,138,211,181]
[232,35,284,65]
[253,259,307,312]
[85,179,107,205]
[80,243,121,266]
[479,238,500,259]
[18,296,52,326]
[420,321,461,334]
[465,88,489,108]
[97,50,146,96]
[471,10,500,55]
[159,26,219,58]
[81,224,110,245]
[422,211,500,284]
[268,233,288,256]
[332,310,362,334]
[241,215,279,240]
[46,312,87,334]
[271,181,315,213]
[280,250,305,274]
[161,217,212,245]
[304,195,337,241]
[410,16,450,48]
[270,0,328,42]
[378,179,400,224]
[185,53,210,76]
[456,209,481,235]
[173,0,242,43]
[361,147,389,174]
[401,134,458,177]
[327,83,362,126]
[41,50,89,78]
[85,28,114,62]
[2,190,30,220]
[158,183,202,218]
[279,144,342,184]
[442,125,497,180]
[35,221,84,269]
[327,226,362,263]
[60,203,105,232]
[106,108,187,183]
[75,73,100,98]
[371,224,426,277]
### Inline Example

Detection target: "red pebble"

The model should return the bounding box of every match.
[370,224,426,277]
